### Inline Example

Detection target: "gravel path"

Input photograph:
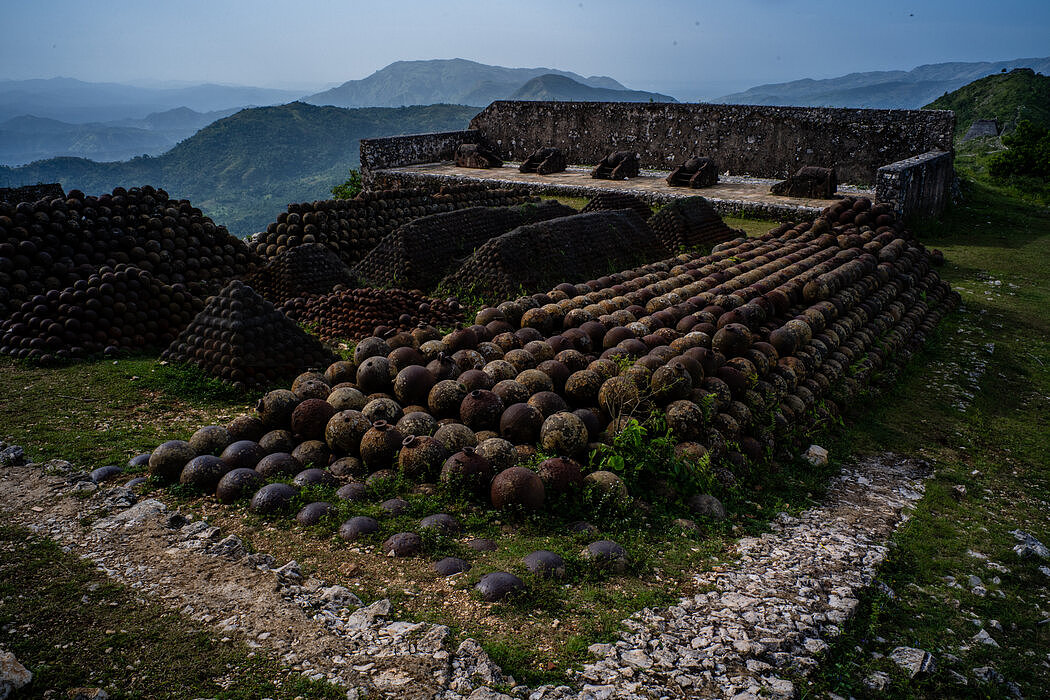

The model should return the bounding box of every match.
[1,453,929,699]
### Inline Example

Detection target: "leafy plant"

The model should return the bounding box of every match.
[330,167,363,199]
[989,119,1050,179]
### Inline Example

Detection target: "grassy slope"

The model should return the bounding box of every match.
[0,102,479,237]
[925,69,1050,139]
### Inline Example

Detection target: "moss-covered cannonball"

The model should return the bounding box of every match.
[336,481,369,501]
[292,439,331,468]
[259,429,295,455]
[330,456,364,478]
[516,368,553,395]
[428,379,468,418]
[227,415,266,442]
[290,398,336,441]
[598,376,640,417]
[324,410,371,454]
[148,440,196,482]
[433,422,477,453]
[291,371,327,394]
[354,336,390,365]
[475,437,517,472]
[457,368,493,392]
[398,434,449,481]
[256,390,301,429]
[255,452,304,478]
[250,482,298,514]
[537,456,584,495]
[215,468,263,503]
[584,470,628,500]
[179,455,228,491]
[563,370,602,407]
[539,412,589,456]
[396,411,438,437]
[665,400,706,441]
[362,397,403,425]
[492,379,531,406]
[293,378,332,401]
[327,386,367,412]
[651,362,693,403]
[482,360,517,383]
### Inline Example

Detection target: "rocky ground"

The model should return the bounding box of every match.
[0,447,943,700]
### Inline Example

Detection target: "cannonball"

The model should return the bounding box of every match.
[255,452,304,478]
[249,482,298,514]
[396,411,437,437]
[539,412,588,456]
[148,440,196,482]
[291,440,331,468]
[359,421,404,469]
[420,513,460,534]
[428,379,467,418]
[498,402,544,445]
[259,429,296,454]
[666,400,705,442]
[356,355,393,394]
[291,399,336,441]
[584,470,628,500]
[215,468,263,503]
[128,453,151,469]
[460,389,504,432]
[527,391,569,418]
[325,410,371,454]
[227,415,266,442]
[434,557,471,576]
[597,377,640,417]
[490,466,545,510]
[687,493,726,519]
[439,447,492,496]
[466,538,497,552]
[179,455,228,491]
[476,572,524,602]
[336,481,368,502]
[381,497,410,515]
[537,457,584,495]
[433,422,477,453]
[219,440,265,471]
[398,434,448,481]
[293,468,338,488]
[581,540,627,573]
[393,365,436,406]
[339,515,379,540]
[522,550,565,579]
[330,456,364,478]
[382,532,422,557]
[296,501,334,526]
[475,437,517,471]
[188,425,231,457]
[256,390,300,428]
[362,397,403,425]
[492,379,530,406]
[327,386,367,412]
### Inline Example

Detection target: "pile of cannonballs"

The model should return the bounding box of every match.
[136,195,956,596]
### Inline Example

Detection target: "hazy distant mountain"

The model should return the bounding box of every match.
[306,58,630,107]
[0,102,478,237]
[0,106,239,166]
[0,77,304,123]
[716,57,1050,109]
[509,74,676,103]
[925,68,1050,139]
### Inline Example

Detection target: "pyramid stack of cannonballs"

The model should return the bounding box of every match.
[248,185,537,268]
[0,264,202,363]
[161,280,336,391]
[245,242,356,306]
[144,197,957,550]
[352,201,576,291]
[438,210,666,303]
[580,191,653,221]
[647,196,744,252]
[280,287,465,342]
[0,185,254,360]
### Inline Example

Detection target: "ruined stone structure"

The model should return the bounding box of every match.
[360,101,956,219]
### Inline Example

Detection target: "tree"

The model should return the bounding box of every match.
[989,120,1050,179]
[331,168,362,199]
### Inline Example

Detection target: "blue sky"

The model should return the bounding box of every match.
[3,0,1049,99]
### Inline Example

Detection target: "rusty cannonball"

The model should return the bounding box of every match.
[356,355,393,394]
[219,440,266,471]
[492,379,530,406]
[250,482,298,514]
[490,466,545,510]
[398,434,448,481]
[439,446,492,496]
[362,397,403,425]
[564,370,603,407]
[226,415,266,442]
[457,368,493,392]
[498,402,543,445]
[148,440,196,482]
[327,386,367,412]
[393,365,436,406]
[359,420,404,469]
[396,411,438,437]
[291,398,337,441]
[459,389,504,432]
[259,429,296,454]
[527,390,569,418]
[428,379,467,418]
[597,376,640,417]
[476,437,518,472]
[180,455,229,491]
[516,368,553,395]
[537,456,584,496]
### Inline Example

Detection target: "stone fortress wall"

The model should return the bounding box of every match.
[360,101,956,219]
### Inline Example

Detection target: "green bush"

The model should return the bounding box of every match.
[330,168,363,199]
[989,120,1050,179]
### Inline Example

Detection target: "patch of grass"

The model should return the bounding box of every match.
[0,525,345,699]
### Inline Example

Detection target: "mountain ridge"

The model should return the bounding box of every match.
[924,68,1050,139]
[508,74,676,103]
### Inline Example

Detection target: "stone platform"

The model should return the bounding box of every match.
[375,162,875,221]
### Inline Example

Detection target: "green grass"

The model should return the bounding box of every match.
[800,172,1050,697]
[0,525,345,699]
